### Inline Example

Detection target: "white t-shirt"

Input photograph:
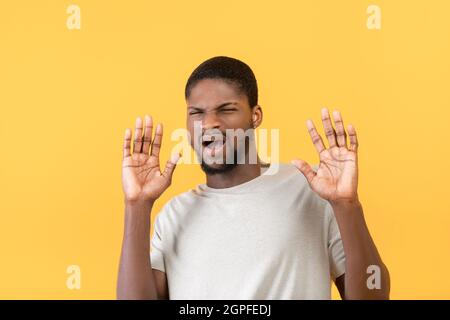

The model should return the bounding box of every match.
[150,163,346,299]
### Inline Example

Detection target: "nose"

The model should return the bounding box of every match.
[201,110,221,131]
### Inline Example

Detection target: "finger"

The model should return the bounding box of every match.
[133,117,144,154]
[332,110,347,148]
[321,108,337,148]
[151,123,163,158]
[306,119,326,154]
[123,128,132,159]
[162,152,180,180]
[142,115,153,155]
[347,124,359,152]
[291,159,316,185]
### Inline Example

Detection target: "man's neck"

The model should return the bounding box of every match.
[205,161,262,189]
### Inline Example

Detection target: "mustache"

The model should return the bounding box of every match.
[193,125,256,147]
[198,130,226,146]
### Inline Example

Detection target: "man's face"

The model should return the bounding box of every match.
[186,78,256,174]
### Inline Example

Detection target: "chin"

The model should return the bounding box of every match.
[200,162,238,175]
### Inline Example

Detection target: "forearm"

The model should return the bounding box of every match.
[330,199,390,300]
[117,199,157,300]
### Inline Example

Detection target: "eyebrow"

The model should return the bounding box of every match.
[188,102,238,111]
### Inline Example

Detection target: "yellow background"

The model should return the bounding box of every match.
[1,0,449,299]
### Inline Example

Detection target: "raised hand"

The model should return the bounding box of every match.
[122,115,180,203]
[292,108,359,204]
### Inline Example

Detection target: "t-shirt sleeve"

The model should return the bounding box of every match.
[326,201,346,281]
[150,213,166,273]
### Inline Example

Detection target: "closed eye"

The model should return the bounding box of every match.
[220,108,237,113]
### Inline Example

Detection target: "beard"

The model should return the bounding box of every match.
[196,123,255,175]
[198,125,255,175]
[200,148,239,175]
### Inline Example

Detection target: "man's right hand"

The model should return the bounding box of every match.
[122,115,179,203]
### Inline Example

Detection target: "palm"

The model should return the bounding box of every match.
[121,115,179,203]
[293,109,359,203]
[311,146,357,202]
[123,154,169,202]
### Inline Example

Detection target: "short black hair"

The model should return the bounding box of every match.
[185,56,258,108]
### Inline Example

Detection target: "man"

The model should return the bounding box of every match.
[117,56,390,300]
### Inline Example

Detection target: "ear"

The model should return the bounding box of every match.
[251,105,263,128]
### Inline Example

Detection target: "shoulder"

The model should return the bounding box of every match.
[275,162,333,219]
[264,162,314,190]
[153,188,201,226]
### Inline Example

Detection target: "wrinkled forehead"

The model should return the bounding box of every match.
[186,78,247,109]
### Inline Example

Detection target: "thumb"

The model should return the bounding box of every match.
[291,159,316,185]
[163,152,181,180]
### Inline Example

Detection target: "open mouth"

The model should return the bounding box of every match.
[202,135,222,145]
[202,139,213,148]
[201,135,226,153]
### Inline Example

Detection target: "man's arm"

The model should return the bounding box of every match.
[331,199,390,300]
[117,200,170,300]
[292,108,390,300]
[153,269,169,299]
[117,200,158,299]
[117,115,178,300]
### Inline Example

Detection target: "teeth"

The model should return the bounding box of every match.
[204,140,222,148]
[202,134,224,146]
[203,135,221,140]
[202,138,225,151]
